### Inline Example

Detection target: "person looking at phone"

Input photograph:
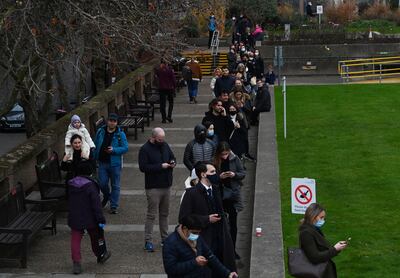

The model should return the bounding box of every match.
[163,214,238,278]
[179,162,237,276]
[93,113,128,215]
[299,203,348,278]
[202,99,234,142]
[139,127,176,252]
[213,141,246,260]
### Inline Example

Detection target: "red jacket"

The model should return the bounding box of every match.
[155,65,176,90]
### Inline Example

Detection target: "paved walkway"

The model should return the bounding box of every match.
[0,78,257,277]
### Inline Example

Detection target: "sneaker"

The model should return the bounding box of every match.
[97,251,111,264]
[144,241,154,252]
[162,119,167,123]
[72,262,82,275]
[109,208,118,214]
[167,117,173,123]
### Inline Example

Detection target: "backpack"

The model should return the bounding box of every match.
[182,65,192,81]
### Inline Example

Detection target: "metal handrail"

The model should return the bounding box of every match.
[338,56,400,83]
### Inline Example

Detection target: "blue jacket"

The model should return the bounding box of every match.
[162,228,231,278]
[93,126,128,167]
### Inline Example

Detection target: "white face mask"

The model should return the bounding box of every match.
[241,47,245,52]
[255,52,259,56]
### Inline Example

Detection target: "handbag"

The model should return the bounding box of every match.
[287,247,328,278]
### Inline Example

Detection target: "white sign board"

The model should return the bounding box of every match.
[316,5,323,14]
[291,178,316,214]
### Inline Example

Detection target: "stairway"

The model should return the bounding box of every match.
[181,51,228,76]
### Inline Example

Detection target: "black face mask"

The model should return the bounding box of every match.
[196,133,207,144]
[207,174,220,185]
[154,140,164,146]
[229,111,237,116]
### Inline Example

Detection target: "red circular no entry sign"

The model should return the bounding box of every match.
[295,185,312,205]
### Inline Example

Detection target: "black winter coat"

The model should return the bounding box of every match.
[299,223,339,278]
[202,112,234,143]
[214,76,235,98]
[179,183,236,272]
[138,140,176,189]
[162,228,231,278]
[254,85,271,112]
[67,176,105,230]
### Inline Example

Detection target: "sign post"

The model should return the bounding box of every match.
[316,5,323,27]
[291,178,316,214]
[282,76,287,139]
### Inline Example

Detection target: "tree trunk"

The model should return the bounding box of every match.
[54,66,70,111]
[19,89,41,138]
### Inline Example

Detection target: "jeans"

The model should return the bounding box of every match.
[145,188,170,242]
[71,228,99,263]
[187,80,199,100]
[98,162,121,209]
[159,89,174,120]
[208,30,214,48]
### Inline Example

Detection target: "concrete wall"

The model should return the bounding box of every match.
[0,60,157,196]
[250,94,285,277]
[259,43,400,76]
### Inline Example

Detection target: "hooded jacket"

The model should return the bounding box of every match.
[93,125,128,167]
[183,125,216,171]
[202,112,234,143]
[67,176,105,230]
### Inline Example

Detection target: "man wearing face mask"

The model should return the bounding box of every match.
[163,215,238,278]
[183,124,216,172]
[179,163,237,277]
[251,79,271,125]
[139,127,176,252]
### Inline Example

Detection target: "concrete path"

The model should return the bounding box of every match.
[0,78,258,277]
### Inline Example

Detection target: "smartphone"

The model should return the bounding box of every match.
[345,237,351,244]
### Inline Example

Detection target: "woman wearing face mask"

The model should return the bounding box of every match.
[203,121,219,147]
[213,142,246,260]
[299,203,348,278]
[163,214,238,278]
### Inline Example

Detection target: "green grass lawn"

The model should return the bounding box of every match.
[275,84,400,277]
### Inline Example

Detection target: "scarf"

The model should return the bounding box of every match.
[177,225,197,254]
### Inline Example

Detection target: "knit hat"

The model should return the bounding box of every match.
[71,115,81,124]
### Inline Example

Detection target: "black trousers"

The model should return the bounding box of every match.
[223,199,238,250]
[159,89,174,120]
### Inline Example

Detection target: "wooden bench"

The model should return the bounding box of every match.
[35,151,66,200]
[117,106,144,140]
[127,95,153,126]
[143,84,160,117]
[0,182,57,268]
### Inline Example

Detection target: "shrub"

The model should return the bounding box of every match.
[277,3,295,24]
[325,1,359,24]
[388,9,400,25]
[357,2,370,15]
[361,1,391,20]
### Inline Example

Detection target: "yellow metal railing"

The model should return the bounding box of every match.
[338,56,400,82]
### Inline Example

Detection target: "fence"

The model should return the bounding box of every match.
[338,56,400,82]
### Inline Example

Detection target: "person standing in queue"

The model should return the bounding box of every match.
[179,162,236,277]
[299,203,348,278]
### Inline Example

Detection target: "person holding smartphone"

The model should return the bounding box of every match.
[213,141,246,260]
[202,99,234,143]
[299,203,348,278]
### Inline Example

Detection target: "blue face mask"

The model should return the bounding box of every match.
[314,219,325,228]
[207,130,214,137]
[188,233,199,241]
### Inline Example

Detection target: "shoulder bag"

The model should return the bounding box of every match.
[287,247,328,278]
